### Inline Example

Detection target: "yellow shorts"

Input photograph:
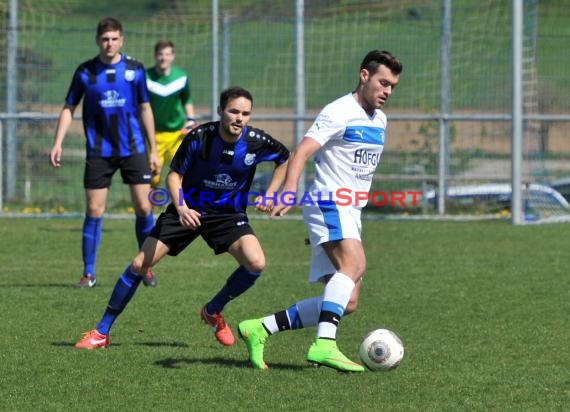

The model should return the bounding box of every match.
[151,130,184,188]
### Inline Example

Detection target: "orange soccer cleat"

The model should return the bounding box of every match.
[75,329,110,350]
[200,305,235,346]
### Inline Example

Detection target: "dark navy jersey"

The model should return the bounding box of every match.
[170,121,290,214]
[65,53,150,158]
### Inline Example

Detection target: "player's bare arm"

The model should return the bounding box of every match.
[139,102,162,175]
[49,104,76,168]
[271,137,321,217]
[166,170,201,229]
[256,159,288,213]
[183,103,198,132]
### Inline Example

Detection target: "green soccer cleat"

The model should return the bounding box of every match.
[238,318,270,370]
[306,338,365,373]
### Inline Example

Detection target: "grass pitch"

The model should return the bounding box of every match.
[1,217,569,411]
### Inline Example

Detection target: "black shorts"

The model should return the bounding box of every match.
[149,204,255,255]
[84,153,152,189]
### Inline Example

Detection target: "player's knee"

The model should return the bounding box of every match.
[247,261,265,273]
[86,206,105,217]
[244,255,265,273]
[134,203,153,216]
[354,262,367,279]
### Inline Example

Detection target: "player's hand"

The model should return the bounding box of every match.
[49,146,63,168]
[270,191,295,217]
[270,203,292,217]
[177,206,201,229]
[182,117,198,134]
[149,152,162,177]
[255,195,272,214]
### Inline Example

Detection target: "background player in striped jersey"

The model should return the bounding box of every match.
[146,40,197,189]
[239,50,402,372]
[49,17,160,288]
[74,86,290,350]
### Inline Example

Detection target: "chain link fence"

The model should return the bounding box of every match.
[1,0,569,219]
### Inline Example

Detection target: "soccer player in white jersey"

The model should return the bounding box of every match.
[238,50,402,372]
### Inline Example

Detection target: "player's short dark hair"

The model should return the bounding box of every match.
[96,17,123,38]
[360,50,403,75]
[220,86,253,110]
[154,40,175,54]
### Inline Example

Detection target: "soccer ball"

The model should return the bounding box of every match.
[359,328,404,371]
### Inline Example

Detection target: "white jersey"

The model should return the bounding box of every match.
[305,93,386,209]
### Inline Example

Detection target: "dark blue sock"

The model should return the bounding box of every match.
[82,215,103,276]
[96,266,143,335]
[206,266,261,314]
[135,213,154,249]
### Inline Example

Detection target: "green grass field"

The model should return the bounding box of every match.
[1,217,569,411]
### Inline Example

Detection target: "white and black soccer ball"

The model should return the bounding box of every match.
[359,328,404,371]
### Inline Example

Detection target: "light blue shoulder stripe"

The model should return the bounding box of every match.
[343,126,384,145]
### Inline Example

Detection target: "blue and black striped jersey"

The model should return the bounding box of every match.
[65,53,149,158]
[170,122,290,214]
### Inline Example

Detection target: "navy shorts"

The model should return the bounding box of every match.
[84,153,152,189]
[149,204,255,255]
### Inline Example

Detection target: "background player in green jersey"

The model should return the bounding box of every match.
[146,40,197,189]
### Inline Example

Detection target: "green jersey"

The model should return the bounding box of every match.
[146,66,192,132]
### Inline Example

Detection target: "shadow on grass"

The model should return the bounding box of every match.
[155,356,306,371]
[136,341,191,348]
[49,342,308,370]
[51,341,190,349]
[0,283,76,288]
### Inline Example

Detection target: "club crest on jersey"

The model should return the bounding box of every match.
[244,153,256,166]
[124,70,135,81]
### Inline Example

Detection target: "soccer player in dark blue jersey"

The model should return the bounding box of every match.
[75,86,290,349]
[49,17,161,289]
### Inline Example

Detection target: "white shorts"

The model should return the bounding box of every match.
[303,202,362,283]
